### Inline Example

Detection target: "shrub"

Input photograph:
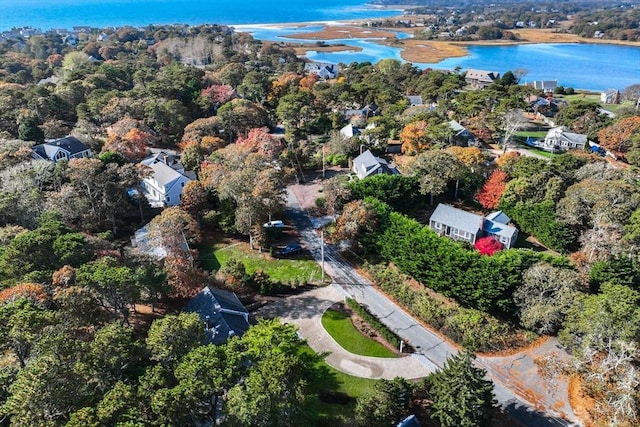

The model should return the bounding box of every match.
[345,298,401,349]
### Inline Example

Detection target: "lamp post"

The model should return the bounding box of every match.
[320,228,325,284]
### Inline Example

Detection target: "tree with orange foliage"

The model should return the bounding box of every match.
[597,116,640,154]
[446,146,486,170]
[52,265,75,288]
[299,73,319,92]
[103,128,153,162]
[400,120,430,155]
[236,127,284,158]
[164,255,207,298]
[0,283,48,304]
[180,181,207,220]
[476,170,508,209]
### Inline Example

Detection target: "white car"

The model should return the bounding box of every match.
[263,220,284,228]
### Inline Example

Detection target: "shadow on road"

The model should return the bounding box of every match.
[503,401,576,427]
[253,292,335,321]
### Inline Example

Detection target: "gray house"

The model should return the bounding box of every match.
[429,204,518,249]
[32,136,92,163]
[465,69,500,89]
[352,149,398,180]
[183,287,250,345]
[541,126,588,151]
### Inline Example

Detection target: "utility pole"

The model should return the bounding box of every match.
[320,228,325,284]
[322,144,326,179]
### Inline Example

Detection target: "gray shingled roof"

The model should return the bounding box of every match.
[32,136,90,160]
[430,204,483,235]
[183,287,249,345]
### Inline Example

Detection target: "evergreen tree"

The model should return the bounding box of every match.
[430,350,496,427]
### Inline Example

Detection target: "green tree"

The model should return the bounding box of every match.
[0,298,53,368]
[355,377,414,427]
[429,350,496,427]
[145,312,204,369]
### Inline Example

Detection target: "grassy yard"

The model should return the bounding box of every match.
[321,309,397,358]
[198,242,324,284]
[303,345,379,422]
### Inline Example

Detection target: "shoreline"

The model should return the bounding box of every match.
[236,18,640,64]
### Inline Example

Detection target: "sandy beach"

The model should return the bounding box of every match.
[237,19,639,64]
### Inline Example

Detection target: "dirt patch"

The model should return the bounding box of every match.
[568,375,597,427]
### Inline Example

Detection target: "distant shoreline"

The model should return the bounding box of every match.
[237,20,640,64]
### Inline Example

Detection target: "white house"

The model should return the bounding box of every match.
[352,149,398,180]
[600,89,620,104]
[31,136,92,163]
[140,152,193,207]
[304,62,339,79]
[540,126,589,151]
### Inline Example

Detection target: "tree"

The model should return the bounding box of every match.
[408,150,464,204]
[355,377,414,427]
[102,128,152,162]
[0,298,53,368]
[217,99,269,141]
[514,263,582,334]
[474,237,503,256]
[475,170,508,209]
[597,116,640,154]
[76,257,141,324]
[429,350,496,427]
[333,200,378,247]
[400,120,430,155]
[225,319,319,427]
[145,312,204,369]
[500,109,527,153]
[149,206,200,256]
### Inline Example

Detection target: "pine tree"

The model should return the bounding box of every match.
[429,350,496,427]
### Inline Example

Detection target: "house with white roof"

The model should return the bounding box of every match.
[304,62,339,79]
[429,204,518,249]
[31,136,92,163]
[541,127,589,152]
[352,149,399,180]
[140,152,193,207]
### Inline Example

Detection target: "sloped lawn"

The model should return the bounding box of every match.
[321,308,397,358]
[199,242,323,285]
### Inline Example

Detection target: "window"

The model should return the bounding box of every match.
[166,196,170,202]
[55,151,67,161]
[433,222,441,230]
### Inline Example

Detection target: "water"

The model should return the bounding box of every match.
[2,0,638,91]
[0,0,401,30]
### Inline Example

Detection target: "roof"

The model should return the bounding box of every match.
[340,123,361,139]
[183,287,249,345]
[352,149,398,179]
[449,120,466,135]
[406,95,423,106]
[430,204,483,235]
[483,219,518,240]
[32,136,91,160]
[546,127,588,146]
[465,68,499,83]
[485,211,510,224]
[396,415,421,427]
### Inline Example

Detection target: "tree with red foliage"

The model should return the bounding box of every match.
[475,237,503,256]
[102,128,153,162]
[201,84,236,105]
[476,170,508,209]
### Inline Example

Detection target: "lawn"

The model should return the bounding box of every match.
[198,242,324,284]
[321,309,398,358]
[302,345,379,422]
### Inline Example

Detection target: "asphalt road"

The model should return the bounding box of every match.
[285,189,579,427]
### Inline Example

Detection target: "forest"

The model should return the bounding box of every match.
[0,19,639,426]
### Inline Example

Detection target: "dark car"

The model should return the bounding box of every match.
[277,243,302,256]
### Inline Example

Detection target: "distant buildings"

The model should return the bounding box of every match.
[464,69,500,89]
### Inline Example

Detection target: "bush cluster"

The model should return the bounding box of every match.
[366,263,535,352]
[345,298,401,349]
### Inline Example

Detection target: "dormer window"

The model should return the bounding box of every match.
[55,151,67,161]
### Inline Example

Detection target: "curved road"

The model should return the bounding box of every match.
[284,188,581,427]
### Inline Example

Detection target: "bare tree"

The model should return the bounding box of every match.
[501,109,527,154]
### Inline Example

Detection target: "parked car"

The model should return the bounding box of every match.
[277,243,302,256]
[263,220,284,228]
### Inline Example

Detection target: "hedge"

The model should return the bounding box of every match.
[345,298,401,349]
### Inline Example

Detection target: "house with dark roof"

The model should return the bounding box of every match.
[304,62,339,79]
[429,204,518,248]
[541,127,588,151]
[31,136,92,163]
[183,287,250,345]
[352,149,399,180]
[449,120,478,147]
[140,152,193,207]
[464,69,500,89]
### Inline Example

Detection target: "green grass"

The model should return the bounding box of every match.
[198,242,324,284]
[515,130,548,139]
[321,309,398,358]
[302,345,379,422]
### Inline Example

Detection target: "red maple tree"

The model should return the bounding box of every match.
[476,170,508,209]
[474,237,503,256]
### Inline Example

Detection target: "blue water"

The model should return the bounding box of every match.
[0,0,400,30]
[2,0,638,91]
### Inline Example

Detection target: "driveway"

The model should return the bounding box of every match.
[283,186,581,427]
[255,284,435,379]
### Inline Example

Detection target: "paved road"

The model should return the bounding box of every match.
[285,189,580,427]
